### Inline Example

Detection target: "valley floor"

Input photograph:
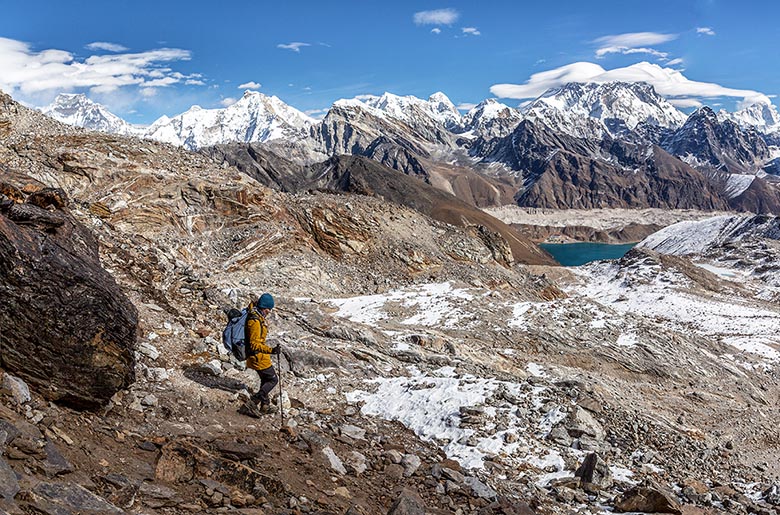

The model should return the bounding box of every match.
[484,207,738,243]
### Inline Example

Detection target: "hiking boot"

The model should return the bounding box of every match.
[239,400,265,418]
[259,403,275,414]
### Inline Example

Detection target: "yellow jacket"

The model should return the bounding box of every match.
[245,303,273,370]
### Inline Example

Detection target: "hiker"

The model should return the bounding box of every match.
[242,292,281,417]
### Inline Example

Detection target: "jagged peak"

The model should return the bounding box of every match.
[427,91,455,106]
[51,92,91,102]
[686,105,718,122]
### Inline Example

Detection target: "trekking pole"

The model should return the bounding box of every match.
[277,350,284,429]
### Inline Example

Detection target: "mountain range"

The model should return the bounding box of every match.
[41,83,780,214]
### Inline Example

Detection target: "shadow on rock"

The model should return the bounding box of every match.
[183,366,248,393]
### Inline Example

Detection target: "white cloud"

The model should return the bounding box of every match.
[601,47,668,58]
[595,32,678,48]
[668,98,703,108]
[220,97,237,107]
[594,31,677,58]
[185,79,206,85]
[239,81,261,89]
[304,108,328,120]
[490,61,772,106]
[456,102,477,111]
[85,41,129,52]
[413,8,459,25]
[277,42,310,52]
[431,28,442,35]
[666,58,684,66]
[0,37,194,100]
[697,27,716,36]
[140,88,157,98]
[462,27,481,36]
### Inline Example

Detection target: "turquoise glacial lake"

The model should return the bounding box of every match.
[539,242,637,266]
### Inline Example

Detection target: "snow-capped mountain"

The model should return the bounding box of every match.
[145,90,315,150]
[522,82,687,139]
[718,102,780,134]
[663,106,770,175]
[352,91,462,132]
[42,93,140,136]
[461,99,523,140]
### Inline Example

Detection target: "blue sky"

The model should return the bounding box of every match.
[1,0,777,123]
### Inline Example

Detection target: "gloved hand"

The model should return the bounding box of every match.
[271,345,281,355]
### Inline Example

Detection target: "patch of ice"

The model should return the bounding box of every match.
[616,332,638,347]
[695,263,745,280]
[527,362,548,377]
[433,366,458,378]
[328,281,478,328]
[610,466,637,484]
[509,302,535,328]
[526,450,565,472]
[590,318,607,329]
[536,470,574,487]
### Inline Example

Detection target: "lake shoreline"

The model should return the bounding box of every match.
[539,242,638,266]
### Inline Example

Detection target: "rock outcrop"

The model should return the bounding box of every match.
[0,183,136,409]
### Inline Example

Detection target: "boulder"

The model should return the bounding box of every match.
[565,407,605,440]
[0,420,20,450]
[322,446,347,475]
[284,346,341,376]
[0,187,137,409]
[387,488,426,515]
[345,451,368,476]
[1,374,30,405]
[401,454,422,477]
[340,424,367,440]
[41,441,74,477]
[0,457,19,500]
[614,485,682,514]
[27,482,123,514]
[464,476,497,501]
[575,453,612,491]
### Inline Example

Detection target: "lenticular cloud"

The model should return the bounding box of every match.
[490,61,771,106]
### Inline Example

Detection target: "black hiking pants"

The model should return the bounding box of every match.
[251,366,278,406]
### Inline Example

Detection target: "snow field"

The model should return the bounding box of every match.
[346,365,577,474]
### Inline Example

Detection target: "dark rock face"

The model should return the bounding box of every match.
[0,185,136,410]
[475,120,730,210]
[730,177,780,213]
[204,143,308,192]
[663,106,770,175]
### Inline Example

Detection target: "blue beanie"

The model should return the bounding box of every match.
[257,293,275,310]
